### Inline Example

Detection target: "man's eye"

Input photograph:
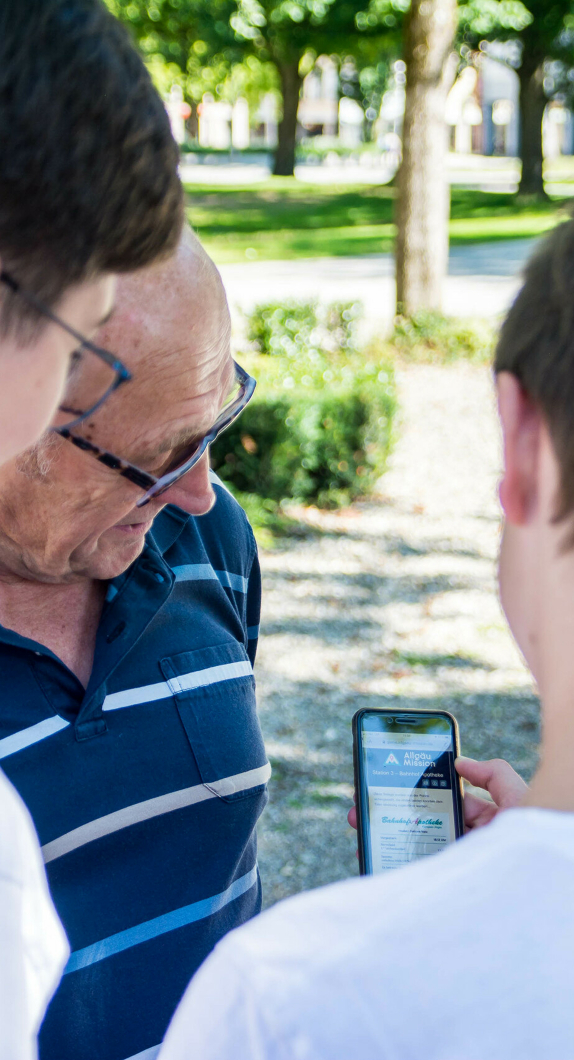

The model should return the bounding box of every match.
[162,442,201,475]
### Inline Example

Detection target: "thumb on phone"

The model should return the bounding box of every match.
[455,756,528,830]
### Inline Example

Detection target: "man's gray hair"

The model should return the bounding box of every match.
[16,432,63,479]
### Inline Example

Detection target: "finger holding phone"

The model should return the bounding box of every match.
[455,756,529,828]
[349,746,529,853]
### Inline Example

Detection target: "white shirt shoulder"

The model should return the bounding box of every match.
[0,769,69,1060]
[159,809,574,1060]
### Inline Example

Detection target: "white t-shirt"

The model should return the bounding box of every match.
[0,769,68,1060]
[159,808,574,1060]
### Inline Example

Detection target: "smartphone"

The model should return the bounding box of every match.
[352,708,464,875]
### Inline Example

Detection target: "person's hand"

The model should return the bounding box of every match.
[347,757,529,837]
[456,756,529,830]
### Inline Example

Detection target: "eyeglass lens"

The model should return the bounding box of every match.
[0,270,127,430]
[51,345,122,430]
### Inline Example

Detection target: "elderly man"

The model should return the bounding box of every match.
[0,231,269,1060]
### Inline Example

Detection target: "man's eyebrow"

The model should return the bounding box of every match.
[139,427,202,463]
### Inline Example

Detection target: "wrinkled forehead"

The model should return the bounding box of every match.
[89,243,233,448]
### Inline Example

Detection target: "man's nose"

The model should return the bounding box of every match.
[155,452,215,516]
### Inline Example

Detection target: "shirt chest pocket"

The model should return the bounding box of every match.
[160,642,269,803]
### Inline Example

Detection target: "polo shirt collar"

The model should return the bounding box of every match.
[147,505,190,556]
[0,507,192,741]
[77,540,177,737]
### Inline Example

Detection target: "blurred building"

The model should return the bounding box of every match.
[191,57,360,150]
[182,47,574,160]
[445,43,574,159]
[166,85,191,145]
[252,94,278,147]
[196,96,253,150]
[298,56,339,136]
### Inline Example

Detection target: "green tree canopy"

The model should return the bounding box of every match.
[107,0,406,172]
[108,0,573,187]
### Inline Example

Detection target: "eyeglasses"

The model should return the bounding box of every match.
[0,269,131,430]
[56,360,256,507]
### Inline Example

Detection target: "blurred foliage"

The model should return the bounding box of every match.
[106,0,406,173]
[296,137,383,158]
[180,144,272,154]
[106,0,552,176]
[228,0,406,66]
[458,0,574,63]
[458,0,533,37]
[105,0,237,72]
[106,0,403,105]
[223,488,312,549]
[217,299,498,542]
[387,310,495,363]
[106,0,546,112]
[106,0,278,105]
[246,301,318,355]
[210,53,278,108]
[245,300,361,356]
[211,317,396,508]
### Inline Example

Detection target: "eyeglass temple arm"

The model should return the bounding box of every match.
[56,428,157,490]
[1,270,129,378]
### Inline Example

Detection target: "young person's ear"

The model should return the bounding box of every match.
[497,372,542,525]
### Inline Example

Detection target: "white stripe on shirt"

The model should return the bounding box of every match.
[41,763,271,864]
[102,660,253,712]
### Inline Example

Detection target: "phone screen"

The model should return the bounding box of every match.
[355,710,463,875]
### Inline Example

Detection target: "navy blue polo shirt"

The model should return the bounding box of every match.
[0,480,269,1060]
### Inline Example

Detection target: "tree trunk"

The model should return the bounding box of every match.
[517,56,547,198]
[395,0,457,317]
[273,60,302,177]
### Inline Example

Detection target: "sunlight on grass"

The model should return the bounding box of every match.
[198,223,396,262]
[187,181,571,264]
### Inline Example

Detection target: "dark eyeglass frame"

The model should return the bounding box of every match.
[56,360,256,507]
[0,269,131,429]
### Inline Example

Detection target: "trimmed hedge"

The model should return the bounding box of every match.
[211,341,396,508]
[245,300,361,358]
[390,311,494,363]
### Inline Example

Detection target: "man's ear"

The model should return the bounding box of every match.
[497,372,542,525]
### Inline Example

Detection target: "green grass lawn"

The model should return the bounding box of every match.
[185,181,572,263]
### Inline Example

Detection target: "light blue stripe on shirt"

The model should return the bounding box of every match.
[0,715,69,760]
[172,564,248,594]
[215,569,248,593]
[64,865,258,974]
[123,1048,160,1060]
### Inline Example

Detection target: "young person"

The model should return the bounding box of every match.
[0,0,183,459]
[0,1,183,1054]
[159,220,574,1060]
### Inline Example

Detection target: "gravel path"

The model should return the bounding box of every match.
[255,360,539,908]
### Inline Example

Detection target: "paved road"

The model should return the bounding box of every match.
[181,161,522,191]
[219,238,536,338]
[181,155,574,195]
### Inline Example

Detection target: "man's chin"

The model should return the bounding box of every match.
[82,531,149,582]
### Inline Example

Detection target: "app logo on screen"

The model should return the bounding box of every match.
[384,752,400,765]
